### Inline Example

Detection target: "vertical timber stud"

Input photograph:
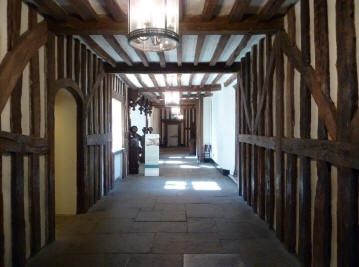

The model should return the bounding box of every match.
[237,72,242,196]
[29,8,42,255]
[298,0,312,265]
[264,34,274,229]
[241,60,247,200]
[284,7,297,253]
[80,44,89,213]
[274,35,284,241]
[46,33,56,244]
[313,0,332,266]
[336,0,358,266]
[251,45,258,212]
[8,0,26,265]
[245,53,251,204]
[0,150,2,266]
[87,50,94,207]
[234,72,240,179]
[257,39,265,219]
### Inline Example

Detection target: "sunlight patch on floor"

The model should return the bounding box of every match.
[192,181,221,191]
[164,181,187,190]
[164,181,221,191]
[180,165,200,169]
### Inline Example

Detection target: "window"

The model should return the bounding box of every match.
[112,98,122,152]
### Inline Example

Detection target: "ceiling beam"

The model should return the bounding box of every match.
[134,50,149,67]
[67,0,99,21]
[102,0,126,22]
[118,74,137,89]
[201,0,218,21]
[103,35,133,66]
[134,74,148,88]
[224,73,237,87]
[226,34,251,66]
[200,73,210,88]
[229,0,250,22]
[194,35,206,66]
[177,74,182,86]
[153,102,197,108]
[258,0,285,21]
[177,36,182,67]
[137,84,221,92]
[48,15,283,35]
[189,74,194,86]
[80,35,116,67]
[210,35,230,66]
[157,52,166,68]
[158,93,213,100]
[105,62,242,74]
[149,74,159,88]
[29,0,67,21]
[179,0,184,22]
[211,73,223,84]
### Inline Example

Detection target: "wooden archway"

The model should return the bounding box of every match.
[52,78,87,214]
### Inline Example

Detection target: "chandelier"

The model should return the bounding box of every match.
[128,0,179,52]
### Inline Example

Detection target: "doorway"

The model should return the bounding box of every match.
[167,124,179,147]
[54,89,78,215]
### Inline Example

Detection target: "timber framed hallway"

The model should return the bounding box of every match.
[0,0,358,267]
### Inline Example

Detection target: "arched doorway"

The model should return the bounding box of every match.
[54,89,78,215]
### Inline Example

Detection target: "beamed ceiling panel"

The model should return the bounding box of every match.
[24,0,299,95]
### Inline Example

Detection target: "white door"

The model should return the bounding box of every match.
[167,124,178,146]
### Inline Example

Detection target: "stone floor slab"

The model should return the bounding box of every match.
[184,254,245,267]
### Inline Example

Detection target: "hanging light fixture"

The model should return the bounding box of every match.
[128,0,179,52]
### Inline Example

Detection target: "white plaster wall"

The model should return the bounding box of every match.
[209,84,236,174]
[54,89,78,215]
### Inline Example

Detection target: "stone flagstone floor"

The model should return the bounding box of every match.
[27,148,301,267]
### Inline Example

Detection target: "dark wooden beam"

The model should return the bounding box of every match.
[238,135,359,170]
[80,35,116,67]
[224,73,237,87]
[102,0,126,22]
[211,73,223,84]
[49,15,283,35]
[106,62,241,74]
[201,0,218,21]
[264,34,274,229]
[137,84,221,92]
[67,0,99,21]
[336,0,358,266]
[229,0,250,22]
[0,21,48,113]
[283,7,297,254]
[226,35,251,66]
[258,0,285,21]
[200,73,210,88]
[210,35,230,66]
[313,1,331,266]
[298,1,311,265]
[103,35,133,66]
[194,35,206,66]
[28,8,42,256]
[158,52,166,68]
[29,0,67,21]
